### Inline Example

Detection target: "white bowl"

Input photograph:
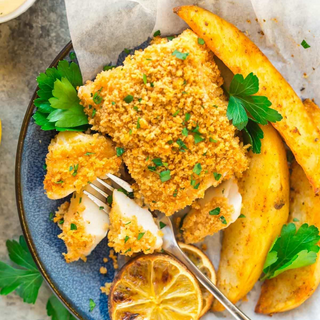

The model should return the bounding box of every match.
[0,0,36,24]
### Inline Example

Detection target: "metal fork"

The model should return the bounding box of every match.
[85,175,251,320]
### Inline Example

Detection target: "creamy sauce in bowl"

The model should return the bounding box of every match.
[0,0,27,17]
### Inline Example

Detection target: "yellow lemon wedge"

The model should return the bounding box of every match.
[109,254,203,320]
[179,242,216,317]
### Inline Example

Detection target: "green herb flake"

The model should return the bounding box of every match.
[213,172,222,181]
[107,195,113,205]
[182,91,188,94]
[183,80,187,86]
[172,110,180,117]
[92,109,96,118]
[79,197,82,204]
[148,166,157,172]
[125,221,131,225]
[59,219,64,225]
[176,139,188,152]
[172,50,189,60]
[150,82,154,87]
[173,189,178,197]
[182,127,189,136]
[198,38,205,45]
[213,104,218,108]
[89,299,96,312]
[160,170,171,182]
[43,164,47,170]
[167,36,175,41]
[301,40,310,49]
[209,137,217,143]
[220,216,228,225]
[49,212,54,221]
[116,147,125,157]
[153,30,161,37]
[137,232,145,240]
[69,165,73,172]
[152,158,163,167]
[239,214,246,218]
[143,74,147,84]
[293,218,300,222]
[124,48,131,54]
[261,223,320,280]
[124,248,131,254]
[137,117,141,129]
[124,236,130,243]
[70,223,77,230]
[129,129,132,135]
[124,95,134,103]
[209,207,221,216]
[103,65,116,71]
[190,177,200,189]
[193,163,202,176]
[99,206,104,210]
[69,52,76,60]
[85,152,95,156]
[194,133,205,144]
[55,180,64,184]
[160,221,166,229]
[93,91,103,104]
[112,101,115,105]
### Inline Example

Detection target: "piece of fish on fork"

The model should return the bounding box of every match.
[85,174,251,320]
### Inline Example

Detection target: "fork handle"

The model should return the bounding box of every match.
[168,245,251,320]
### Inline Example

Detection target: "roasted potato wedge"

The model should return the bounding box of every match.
[174,5,320,192]
[211,124,289,311]
[256,101,320,315]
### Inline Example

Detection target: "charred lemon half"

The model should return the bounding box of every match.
[179,242,216,316]
[109,253,203,320]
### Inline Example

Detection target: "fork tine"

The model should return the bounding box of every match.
[105,173,133,192]
[96,177,114,192]
[88,182,110,199]
[83,190,110,213]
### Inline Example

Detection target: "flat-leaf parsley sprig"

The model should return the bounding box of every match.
[261,223,320,281]
[227,73,282,153]
[33,60,89,132]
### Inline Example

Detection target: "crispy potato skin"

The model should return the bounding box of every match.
[256,102,320,315]
[211,124,289,311]
[174,5,320,192]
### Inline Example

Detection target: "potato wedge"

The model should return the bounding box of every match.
[255,101,320,315]
[174,5,320,192]
[211,124,289,311]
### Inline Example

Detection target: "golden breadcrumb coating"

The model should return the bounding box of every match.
[53,201,70,226]
[100,266,108,275]
[182,197,234,244]
[109,250,119,269]
[78,29,248,215]
[57,192,94,263]
[44,132,121,199]
[108,210,158,257]
[101,282,112,295]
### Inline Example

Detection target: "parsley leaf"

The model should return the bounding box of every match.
[116,147,125,157]
[103,65,116,71]
[152,158,163,167]
[193,163,202,175]
[143,74,147,84]
[182,127,188,136]
[301,40,310,49]
[227,73,282,130]
[172,50,189,60]
[0,236,43,304]
[176,139,188,152]
[213,172,221,181]
[138,232,145,240]
[209,207,220,215]
[261,223,320,280]
[160,170,171,182]
[89,299,96,312]
[47,294,77,320]
[243,119,264,154]
[160,222,166,229]
[124,95,133,103]
[220,216,228,225]
[153,30,161,37]
[198,38,205,45]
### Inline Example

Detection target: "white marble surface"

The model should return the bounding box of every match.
[0,0,70,318]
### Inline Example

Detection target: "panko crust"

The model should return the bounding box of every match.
[78,29,248,215]
[182,197,234,244]
[44,132,121,199]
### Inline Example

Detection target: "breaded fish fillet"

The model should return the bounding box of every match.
[44,132,121,199]
[78,29,248,215]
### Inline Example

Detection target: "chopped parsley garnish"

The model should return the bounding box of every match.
[125,221,131,225]
[32,60,89,132]
[172,110,180,117]
[69,52,76,60]
[176,139,188,152]
[103,65,116,71]
[220,216,227,225]
[43,164,47,170]
[85,152,95,156]
[193,163,202,176]
[213,105,218,108]
[92,109,96,117]
[191,124,204,144]
[152,158,163,167]
[182,91,188,94]
[93,90,103,104]
[143,73,147,84]
[301,40,310,49]
[209,207,220,215]
[49,212,54,221]
[261,223,320,280]
[124,95,133,103]
[70,223,77,230]
[190,176,200,189]
[159,222,166,229]
[79,197,82,204]
[172,50,189,60]
[124,236,130,243]
[198,38,205,45]
[227,73,282,153]
[89,299,96,312]
[160,170,171,182]
[55,180,64,184]
[124,248,131,254]
[107,195,113,205]
[153,30,161,37]
[182,127,188,136]
[150,82,154,87]
[293,218,300,222]
[124,48,131,54]
[167,36,175,41]
[183,80,187,86]
[112,101,115,105]
[116,147,125,157]
[239,214,246,218]
[59,219,64,225]
[99,206,104,210]
[69,166,73,172]
[133,106,139,112]
[213,172,221,181]
[173,189,178,197]
[137,117,141,129]
[148,166,157,172]
[129,129,132,135]
[137,232,145,240]
[184,113,191,123]
[209,137,217,143]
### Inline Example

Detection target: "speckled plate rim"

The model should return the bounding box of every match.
[15,41,84,320]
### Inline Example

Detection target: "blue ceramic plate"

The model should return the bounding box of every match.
[16,43,117,320]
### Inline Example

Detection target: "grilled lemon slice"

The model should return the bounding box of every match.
[179,242,216,317]
[109,254,202,320]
